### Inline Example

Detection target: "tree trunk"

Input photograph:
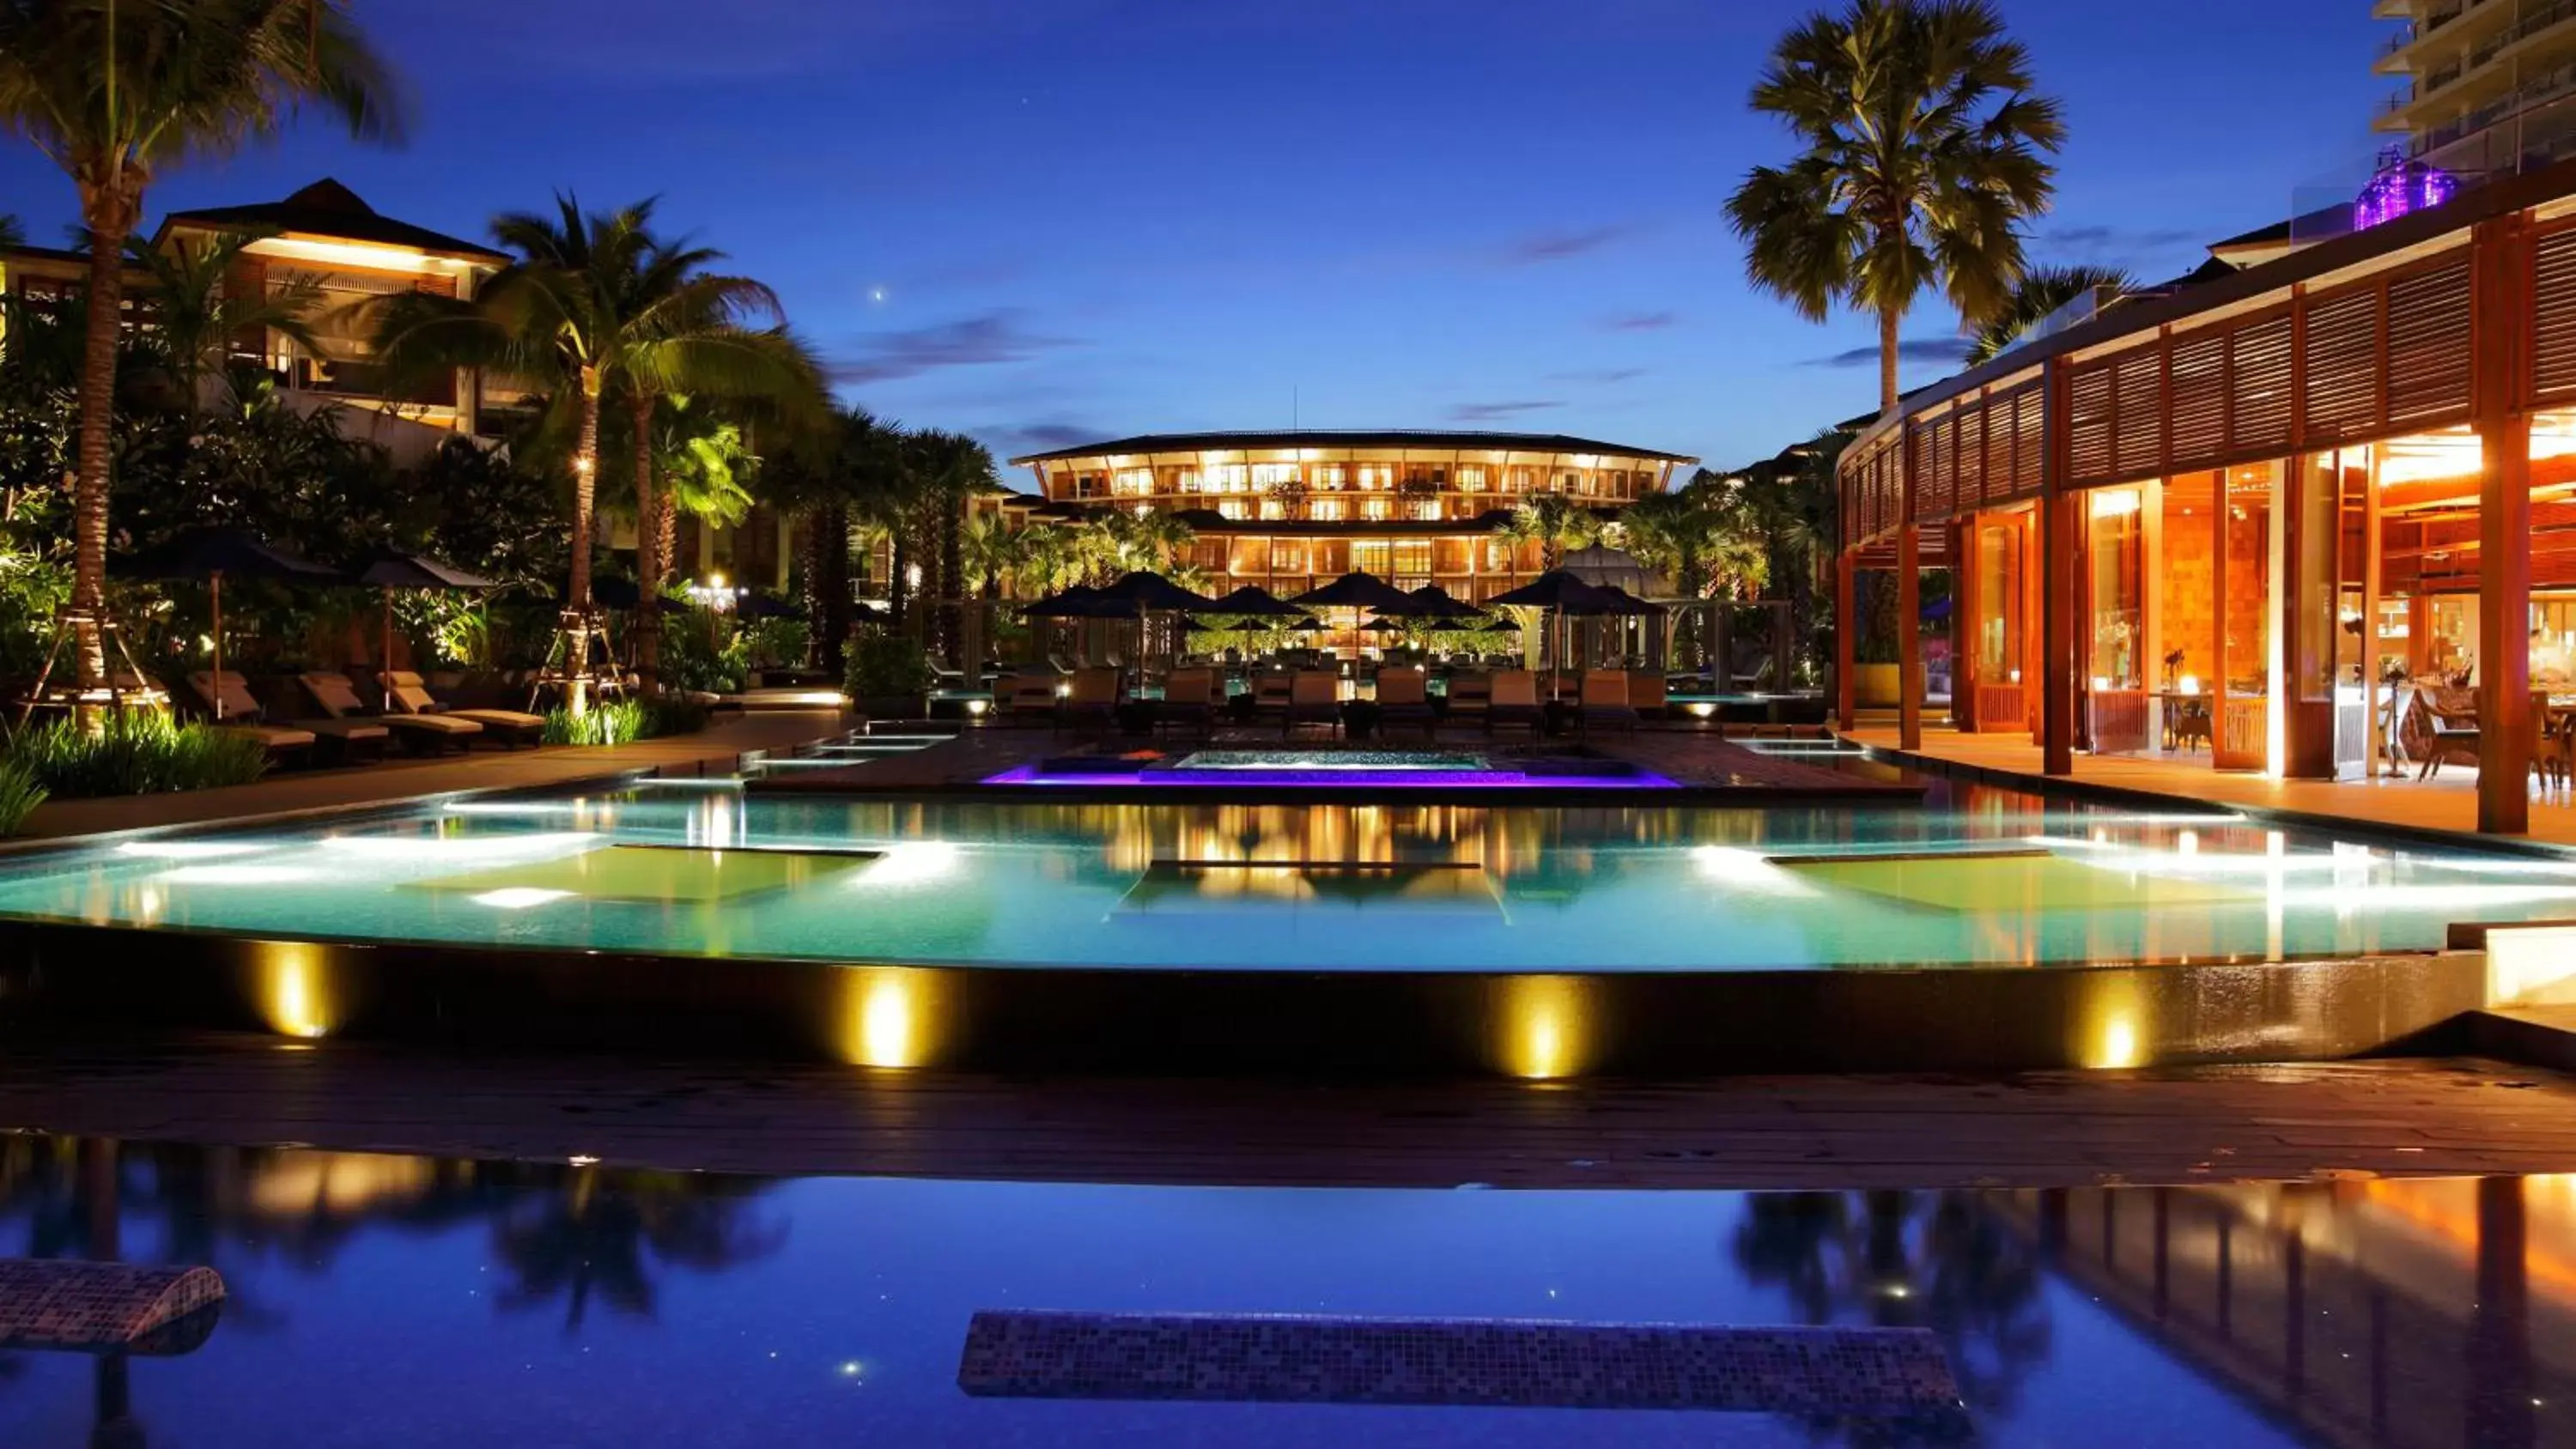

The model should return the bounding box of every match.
[70,182,141,733]
[819,502,851,676]
[799,512,827,671]
[629,390,661,696]
[1878,306,1902,415]
[887,526,908,628]
[938,506,963,666]
[562,375,601,714]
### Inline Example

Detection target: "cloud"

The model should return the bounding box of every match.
[1500,225,1635,264]
[1601,311,1678,331]
[1448,400,1564,421]
[829,311,1079,385]
[1801,336,1975,369]
[1545,367,1646,384]
[984,421,1104,456]
[2038,223,2202,268]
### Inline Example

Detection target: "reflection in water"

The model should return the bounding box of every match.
[2,1142,2573,1445]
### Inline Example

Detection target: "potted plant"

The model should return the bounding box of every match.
[843,626,936,721]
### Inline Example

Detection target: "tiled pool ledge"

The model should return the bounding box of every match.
[0,916,2512,1077]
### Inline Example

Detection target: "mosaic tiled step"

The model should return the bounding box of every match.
[957,1310,1963,1415]
[0,1259,227,1355]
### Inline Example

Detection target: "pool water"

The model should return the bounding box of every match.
[2,1137,2567,1446]
[1,777,2574,970]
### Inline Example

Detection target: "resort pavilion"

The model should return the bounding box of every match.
[1837,155,2576,835]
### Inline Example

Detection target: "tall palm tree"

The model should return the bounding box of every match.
[1494,494,1599,573]
[1725,0,2063,412]
[903,429,1000,649]
[959,511,1022,598]
[1964,262,2133,364]
[0,0,402,723]
[374,196,820,697]
[126,229,324,409]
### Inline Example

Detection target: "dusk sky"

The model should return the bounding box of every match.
[1,0,2394,481]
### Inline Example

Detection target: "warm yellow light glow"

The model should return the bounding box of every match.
[966,698,989,718]
[708,572,727,591]
[2076,976,2148,1070]
[2487,925,2576,1003]
[835,967,945,1069]
[246,233,476,276]
[2177,674,2200,696]
[1687,701,1716,718]
[2087,488,2140,519]
[1496,975,1596,1080]
[255,943,336,1040]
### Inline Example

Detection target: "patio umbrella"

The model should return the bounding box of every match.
[1588,583,1668,617]
[1291,571,1416,611]
[114,529,345,718]
[358,550,498,692]
[1020,585,1122,619]
[1203,584,1310,618]
[1377,584,1486,621]
[1487,570,1623,694]
[1093,570,1216,612]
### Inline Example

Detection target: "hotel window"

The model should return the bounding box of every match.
[1259,498,1285,520]
[1112,468,1155,498]
[1176,468,1204,493]
[1352,541,1393,575]
[1433,538,1473,574]
[1456,467,1486,493]
[1505,467,1537,494]
[1272,542,1309,575]
[1391,542,1433,581]
[1309,498,1346,521]
[1363,497,1392,521]
[1357,464,1394,490]
[1408,497,1443,521]
[1068,472,1105,500]
[1218,498,1249,520]
[1251,463,1299,489]
[1206,464,1250,493]
[1314,465,1346,490]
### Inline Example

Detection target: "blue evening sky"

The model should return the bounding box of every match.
[0,0,2395,480]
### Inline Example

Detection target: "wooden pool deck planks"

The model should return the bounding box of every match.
[2,1034,2572,1191]
[1852,723,2576,852]
[9,710,847,842]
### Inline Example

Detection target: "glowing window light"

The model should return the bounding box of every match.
[2353,147,2458,231]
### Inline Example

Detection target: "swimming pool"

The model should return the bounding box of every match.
[0,777,2569,973]
[986,748,1678,790]
[4,1135,2566,1446]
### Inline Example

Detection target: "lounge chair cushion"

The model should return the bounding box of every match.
[301,672,482,735]
[217,723,314,752]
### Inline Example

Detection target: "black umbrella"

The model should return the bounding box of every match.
[358,550,499,690]
[1487,570,1624,693]
[1093,570,1217,611]
[1291,571,1415,611]
[1203,584,1311,618]
[114,529,344,718]
[1377,584,1486,621]
[1021,584,1123,619]
[1588,583,1668,618]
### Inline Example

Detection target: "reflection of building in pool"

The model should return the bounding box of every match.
[1838,158,2576,834]
[1993,1177,2576,1448]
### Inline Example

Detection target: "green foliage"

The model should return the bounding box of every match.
[539,696,711,746]
[1494,495,1601,572]
[658,614,744,695]
[737,616,808,673]
[9,712,269,798]
[843,627,934,700]
[1967,264,2138,365]
[0,755,46,836]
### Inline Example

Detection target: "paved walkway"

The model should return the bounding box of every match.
[15,709,846,842]
[1853,723,2576,851]
[2,1033,2569,1190]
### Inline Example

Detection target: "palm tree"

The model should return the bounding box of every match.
[1725,0,2063,412]
[126,229,324,409]
[0,0,402,723]
[959,511,1022,598]
[1494,494,1599,573]
[1965,262,2134,364]
[902,428,999,658]
[374,197,820,697]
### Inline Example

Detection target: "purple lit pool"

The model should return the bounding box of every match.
[985,749,1677,789]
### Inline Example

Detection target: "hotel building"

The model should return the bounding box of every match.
[2376,0,2576,180]
[1010,430,1696,604]
[1836,155,2576,834]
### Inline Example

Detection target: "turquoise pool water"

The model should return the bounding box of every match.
[2,774,2573,970]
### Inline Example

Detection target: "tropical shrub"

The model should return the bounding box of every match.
[538,697,712,747]
[844,627,933,700]
[10,712,269,797]
[0,756,47,836]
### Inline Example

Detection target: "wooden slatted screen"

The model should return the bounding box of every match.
[2068,364,2114,483]
[2112,347,2161,478]
[2167,327,2227,470]
[2530,224,2576,405]
[2227,315,2294,454]
[2300,285,2381,446]
[2385,260,2472,427]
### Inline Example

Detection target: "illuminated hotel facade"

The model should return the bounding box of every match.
[1010,430,1697,605]
[1838,156,2576,834]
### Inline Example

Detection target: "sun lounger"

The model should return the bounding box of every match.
[1284,670,1341,738]
[189,671,385,763]
[1579,670,1637,735]
[1626,671,1668,721]
[301,671,481,754]
[1159,667,1219,739]
[380,670,544,747]
[1250,671,1294,718]
[1002,670,1062,726]
[1060,667,1121,732]
[1375,667,1434,738]
[1487,670,1544,736]
[1443,671,1492,731]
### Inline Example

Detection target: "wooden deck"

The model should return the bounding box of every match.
[10,709,846,843]
[4,1032,2573,1190]
[1853,723,2576,852]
